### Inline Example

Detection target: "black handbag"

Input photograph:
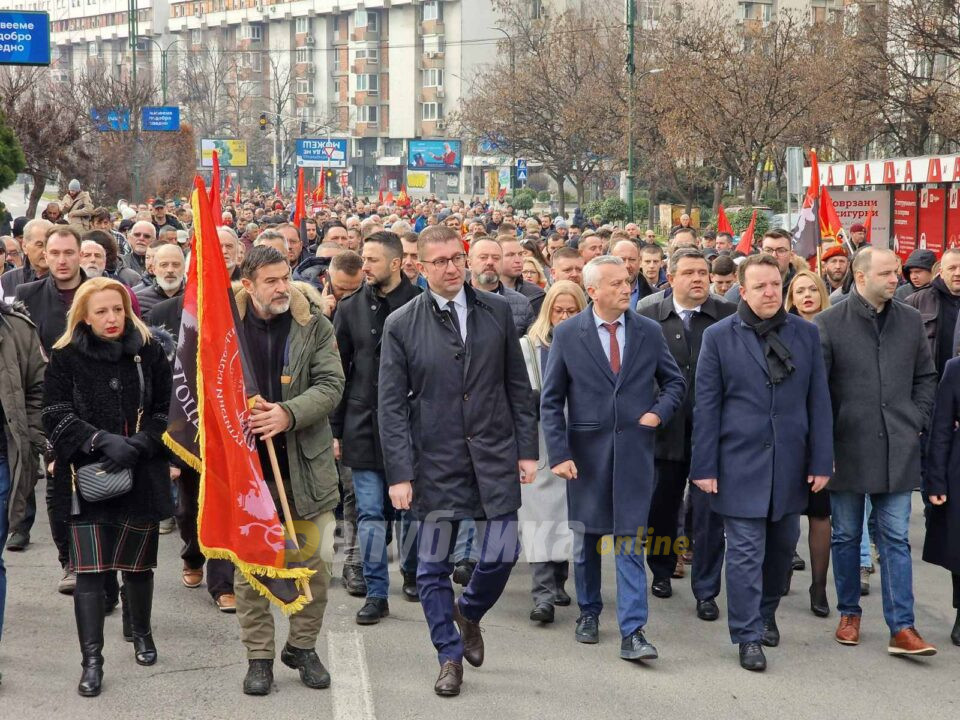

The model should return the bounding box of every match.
[70,355,144,513]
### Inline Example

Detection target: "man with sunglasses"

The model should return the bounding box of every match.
[122,221,156,276]
[378,225,537,697]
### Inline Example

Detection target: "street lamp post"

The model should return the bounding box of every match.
[143,38,181,105]
[624,1,662,224]
[492,27,517,193]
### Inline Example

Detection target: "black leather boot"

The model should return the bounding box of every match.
[74,590,105,697]
[952,609,960,647]
[125,574,157,666]
[120,583,133,642]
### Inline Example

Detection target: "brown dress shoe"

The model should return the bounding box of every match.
[182,566,204,589]
[889,627,937,656]
[453,601,484,668]
[672,556,686,579]
[835,614,861,645]
[216,593,237,613]
[434,660,463,697]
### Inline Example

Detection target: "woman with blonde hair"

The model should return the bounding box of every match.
[522,257,548,289]
[43,277,173,697]
[785,268,833,617]
[519,280,588,623]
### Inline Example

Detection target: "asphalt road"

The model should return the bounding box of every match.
[1,489,957,720]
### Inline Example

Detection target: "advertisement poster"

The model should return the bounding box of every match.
[945,187,960,251]
[200,139,248,167]
[918,187,946,257]
[407,140,462,171]
[295,138,348,168]
[830,191,891,247]
[0,11,50,66]
[892,190,918,261]
[406,170,430,190]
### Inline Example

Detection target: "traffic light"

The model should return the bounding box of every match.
[259,113,268,131]
[300,120,307,134]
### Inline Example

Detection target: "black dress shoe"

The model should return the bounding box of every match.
[651,578,672,598]
[243,659,274,695]
[575,613,599,644]
[434,660,463,697]
[356,597,390,625]
[554,586,572,607]
[401,571,420,602]
[792,552,806,571]
[342,565,367,598]
[452,560,476,587]
[696,599,720,621]
[453,601,484,667]
[761,618,780,648]
[5,530,29,552]
[530,603,555,623]
[280,644,331,689]
[620,629,658,661]
[809,585,830,618]
[739,642,767,671]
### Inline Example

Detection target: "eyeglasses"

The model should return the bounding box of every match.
[131,232,153,238]
[421,253,466,270]
[762,247,791,256]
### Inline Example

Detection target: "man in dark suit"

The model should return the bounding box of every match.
[691,253,833,672]
[378,225,538,697]
[639,248,735,620]
[540,255,685,662]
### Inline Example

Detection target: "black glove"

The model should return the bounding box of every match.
[93,433,140,469]
[127,433,156,458]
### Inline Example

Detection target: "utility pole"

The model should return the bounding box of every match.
[625,0,636,222]
[492,27,516,193]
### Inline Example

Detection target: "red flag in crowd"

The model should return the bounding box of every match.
[819,186,845,246]
[163,176,313,614]
[209,151,223,227]
[235,182,241,205]
[794,149,823,259]
[397,185,410,208]
[497,187,507,202]
[864,209,874,243]
[293,168,306,227]
[385,191,394,204]
[716,205,733,235]
[317,171,326,203]
[378,188,384,205]
[736,209,758,255]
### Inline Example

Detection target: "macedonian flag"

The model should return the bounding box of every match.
[163,176,313,614]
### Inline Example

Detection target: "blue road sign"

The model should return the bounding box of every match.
[0,11,50,66]
[142,106,181,132]
[516,158,528,181]
[90,108,131,132]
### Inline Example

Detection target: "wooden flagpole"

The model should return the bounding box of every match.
[264,435,313,602]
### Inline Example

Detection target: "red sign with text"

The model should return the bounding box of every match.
[892,190,918,262]
[918,188,946,257]
[947,187,960,251]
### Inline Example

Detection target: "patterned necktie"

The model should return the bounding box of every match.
[601,322,621,374]
[446,300,462,340]
[680,309,695,332]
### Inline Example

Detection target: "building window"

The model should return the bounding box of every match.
[355,48,379,63]
[191,29,202,45]
[422,102,442,121]
[242,52,262,72]
[356,73,379,93]
[422,1,440,22]
[87,41,98,57]
[295,17,309,34]
[531,0,543,19]
[296,48,310,64]
[242,24,262,42]
[423,68,443,87]
[357,105,379,123]
[355,9,378,32]
[333,51,343,72]
[296,78,314,95]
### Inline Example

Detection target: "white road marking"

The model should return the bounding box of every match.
[328,630,377,720]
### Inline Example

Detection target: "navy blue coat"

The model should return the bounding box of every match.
[922,357,960,574]
[540,309,685,536]
[690,313,833,521]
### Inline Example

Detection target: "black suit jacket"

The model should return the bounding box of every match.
[640,293,736,462]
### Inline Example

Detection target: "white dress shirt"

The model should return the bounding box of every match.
[592,308,626,363]
[431,286,468,342]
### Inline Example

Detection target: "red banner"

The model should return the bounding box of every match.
[892,190,918,262]
[947,187,960,251]
[918,187,947,257]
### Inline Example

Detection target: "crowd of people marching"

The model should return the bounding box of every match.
[0,180,957,698]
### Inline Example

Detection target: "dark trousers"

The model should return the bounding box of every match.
[647,459,688,581]
[953,573,960,609]
[417,512,519,665]
[691,484,725,601]
[574,532,648,637]
[175,467,234,598]
[531,560,569,605]
[722,513,799,643]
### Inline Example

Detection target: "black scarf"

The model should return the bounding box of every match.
[737,301,795,384]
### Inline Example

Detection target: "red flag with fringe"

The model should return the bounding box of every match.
[163,176,313,614]
[736,209,758,255]
[209,151,223,227]
[819,186,845,246]
[716,205,733,234]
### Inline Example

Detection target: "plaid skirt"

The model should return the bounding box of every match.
[68,519,159,573]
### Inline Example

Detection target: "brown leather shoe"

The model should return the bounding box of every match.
[434,660,463,697]
[889,627,937,656]
[182,566,203,589]
[453,601,484,668]
[835,614,861,645]
[216,593,237,613]
[672,556,686,579]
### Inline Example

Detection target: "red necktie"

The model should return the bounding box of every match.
[602,322,621,374]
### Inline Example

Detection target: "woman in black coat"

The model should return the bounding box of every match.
[42,277,173,696]
[922,356,960,646]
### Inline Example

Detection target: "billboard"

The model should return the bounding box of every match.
[295,138,348,168]
[90,108,131,132]
[200,139,248,167]
[947,188,960,251]
[831,191,891,247]
[141,106,180,132]
[0,11,50,66]
[918,187,947,256]
[408,140,462,171]
[406,170,430,190]
[892,190,918,262]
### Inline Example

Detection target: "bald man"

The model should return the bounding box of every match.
[135,244,185,316]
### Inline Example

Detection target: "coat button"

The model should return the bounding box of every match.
[676,333,682,340]
[616,428,622,434]
[463,393,469,401]
[878,432,883,438]
[370,328,377,335]
[455,353,463,360]
[466,436,472,443]
[766,383,772,389]
[881,402,887,408]
[764,442,772,449]
[371,305,377,310]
